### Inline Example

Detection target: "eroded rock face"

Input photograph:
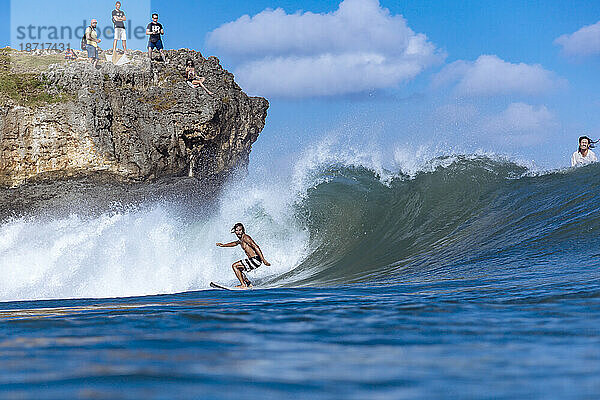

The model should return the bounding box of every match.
[0,49,269,187]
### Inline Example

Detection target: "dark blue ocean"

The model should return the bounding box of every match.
[1,157,599,399]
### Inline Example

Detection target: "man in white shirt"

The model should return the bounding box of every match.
[571,136,597,167]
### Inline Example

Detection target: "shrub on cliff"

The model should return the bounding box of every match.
[0,49,71,107]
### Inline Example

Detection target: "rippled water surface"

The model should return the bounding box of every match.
[2,274,599,399]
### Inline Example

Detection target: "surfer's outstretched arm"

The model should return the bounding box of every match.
[216,241,239,248]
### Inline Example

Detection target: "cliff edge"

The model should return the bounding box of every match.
[0,48,269,188]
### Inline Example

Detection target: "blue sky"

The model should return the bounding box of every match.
[1,0,600,172]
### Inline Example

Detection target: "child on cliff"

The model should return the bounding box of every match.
[185,60,214,95]
[64,48,78,60]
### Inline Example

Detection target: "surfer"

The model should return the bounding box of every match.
[216,223,271,288]
[186,60,214,95]
[571,136,598,167]
[112,1,127,55]
[146,13,167,63]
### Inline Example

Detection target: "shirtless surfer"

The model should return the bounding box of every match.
[216,223,270,288]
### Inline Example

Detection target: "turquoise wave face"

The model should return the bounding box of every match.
[275,157,600,286]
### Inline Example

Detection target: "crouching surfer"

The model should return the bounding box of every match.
[216,223,270,288]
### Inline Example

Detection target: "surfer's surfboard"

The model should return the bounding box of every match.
[210,282,252,291]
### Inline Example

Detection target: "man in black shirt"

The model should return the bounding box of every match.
[112,1,127,54]
[146,13,167,62]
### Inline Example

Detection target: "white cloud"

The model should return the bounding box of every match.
[206,0,443,98]
[432,102,558,147]
[483,103,557,145]
[432,55,563,96]
[555,20,600,57]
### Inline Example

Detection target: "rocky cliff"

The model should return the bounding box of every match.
[0,48,269,189]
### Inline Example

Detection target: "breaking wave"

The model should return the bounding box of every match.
[1,144,599,301]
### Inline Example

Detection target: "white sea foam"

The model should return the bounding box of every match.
[288,133,539,190]
[290,135,396,191]
[0,177,310,302]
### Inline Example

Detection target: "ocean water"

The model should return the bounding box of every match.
[1,153,599,399]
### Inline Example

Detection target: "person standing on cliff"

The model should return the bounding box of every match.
[146,13,167,63]
[216,223,271,288]
[85,19,102,68]
[112,1,127,54]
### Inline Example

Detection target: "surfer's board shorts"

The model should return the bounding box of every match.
[239,256,262,272]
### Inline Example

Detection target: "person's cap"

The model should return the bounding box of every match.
[91,19,98,23]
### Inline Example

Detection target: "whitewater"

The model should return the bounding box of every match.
[1,143,599,399]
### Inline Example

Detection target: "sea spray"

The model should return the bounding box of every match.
[0,185,309,301]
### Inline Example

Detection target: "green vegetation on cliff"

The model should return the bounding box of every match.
[0,48,71,107]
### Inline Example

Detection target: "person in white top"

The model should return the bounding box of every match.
[571,136,597,167]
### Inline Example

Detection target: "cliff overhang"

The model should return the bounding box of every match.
[0,48,269,189]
